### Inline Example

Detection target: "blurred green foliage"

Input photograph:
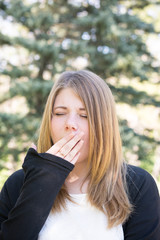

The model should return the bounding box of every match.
[0,0,160,188]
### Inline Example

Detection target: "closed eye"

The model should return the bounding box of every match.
[80,114,87,118]
[54,113,65,116]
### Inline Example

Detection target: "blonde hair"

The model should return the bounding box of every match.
[37,70,132,228]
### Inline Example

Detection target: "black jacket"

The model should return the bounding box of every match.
[0,148,160,240]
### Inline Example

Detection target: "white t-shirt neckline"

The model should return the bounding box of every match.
[38,193,124,240]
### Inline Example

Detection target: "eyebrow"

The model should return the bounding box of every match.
[54,106,86,111]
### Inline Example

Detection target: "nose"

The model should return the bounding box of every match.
[65,114,78,131]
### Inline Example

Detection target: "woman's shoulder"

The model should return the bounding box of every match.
[125,164,159,203]
[5,169,25,187]
[126,164,156,186]
[126,164,152,181]
[1,169,25,207]
[4,169,25,194]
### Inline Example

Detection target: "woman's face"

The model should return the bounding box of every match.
[51,88,89,163]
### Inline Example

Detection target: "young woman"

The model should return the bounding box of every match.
[0,70,160,240]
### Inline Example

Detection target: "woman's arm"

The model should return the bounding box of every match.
[123,165,160,240]
[0,148,74,240]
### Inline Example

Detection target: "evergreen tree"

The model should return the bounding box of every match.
[0,0,160,185]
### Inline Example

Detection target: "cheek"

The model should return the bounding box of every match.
[85,134,90,150]
[51,118,63,143]
[82,124,90,147]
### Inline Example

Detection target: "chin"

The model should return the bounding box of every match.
[76,155,88,164]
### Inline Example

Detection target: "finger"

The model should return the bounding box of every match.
[65,139,84,162]
[71,152,81,165]
[58,131,84,157]
[31,143,37,151]
[46,132,75,155]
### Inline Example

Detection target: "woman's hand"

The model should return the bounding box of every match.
[46,131,84,165]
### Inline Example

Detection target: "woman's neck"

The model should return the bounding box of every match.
[65,161,89,194]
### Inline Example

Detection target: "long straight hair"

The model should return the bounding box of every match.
[37,70,132,228]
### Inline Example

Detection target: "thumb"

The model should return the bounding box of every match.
[31,143,37,151]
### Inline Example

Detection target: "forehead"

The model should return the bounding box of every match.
[54,88,85,107]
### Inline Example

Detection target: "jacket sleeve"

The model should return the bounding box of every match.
[123,165,160,240]
[0,148,74,240]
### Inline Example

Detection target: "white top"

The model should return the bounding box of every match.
[38,194,124,240]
